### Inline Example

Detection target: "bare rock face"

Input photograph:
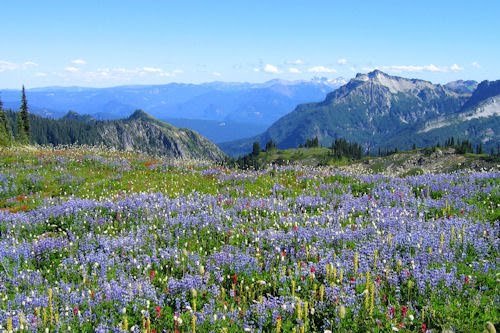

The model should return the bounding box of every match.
[93,110,226,161]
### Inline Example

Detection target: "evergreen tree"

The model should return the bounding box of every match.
[476,143,483,155]
[265,139,277,151]
[330,138,362,160]
[252,141,261,156]
[19,85,30,142]
[0,97,12,146]
[15,112,29,144]
[304,136,320,148]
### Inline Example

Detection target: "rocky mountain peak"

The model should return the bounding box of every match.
[128,109,153,121]
[349,70,438,95]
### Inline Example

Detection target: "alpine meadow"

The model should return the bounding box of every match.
[0,1,499,333]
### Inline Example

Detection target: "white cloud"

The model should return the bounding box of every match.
[263,64,280,74]
[58,66,184,82]
[450,64,463,72]
[141,67,163,74]
[337,58,348,65]
[288,67,301,74]
[308,66,337,73]
[23,61,38,67]
[212,71,222,77]
[0,60,17,72]
[34,72,47,77]
[0,59,38,72]
[71,59,87,65]
[381,64,447,73]
[285,59,304,65]
[64,66,80,73]
[471,61,481,69]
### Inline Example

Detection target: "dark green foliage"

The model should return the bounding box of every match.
[0,97,12,146]
[476,143,483,155]
[330,138,362,160]
[19,85,30,142]
[264,139,277,151]
[6,110,100,145]
[444,136,474,154]
[304,136,320,148]
[252,141,261,156]
[15,112,29,144]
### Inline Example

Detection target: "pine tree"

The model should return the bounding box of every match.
[476,143,483,155]
[252,141,261,156]
[15,112,28,144]
[19,85,30,142]
[0,97,12,146]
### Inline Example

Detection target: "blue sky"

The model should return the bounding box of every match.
[1,0,498,88]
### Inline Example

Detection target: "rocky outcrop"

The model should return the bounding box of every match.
[96,110,226,160]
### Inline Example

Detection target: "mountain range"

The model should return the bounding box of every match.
[5,110,226,161]
[0,78,343,142]
[221,70,499,155]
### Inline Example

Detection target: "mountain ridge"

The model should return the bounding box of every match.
[221,70,499,156]
[6,110,226,161]
[0,79,344,142]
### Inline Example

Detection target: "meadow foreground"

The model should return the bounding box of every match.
[0,147,498,332]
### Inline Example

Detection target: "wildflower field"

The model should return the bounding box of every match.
[0,147,498,332]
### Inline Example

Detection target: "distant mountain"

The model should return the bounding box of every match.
[61,110,95,122]
[221,71,499,156]
[0,78,343,126]
[459,80,500,111]
[444,80,478,95]
[6,110,226,161]
[415,80,500,146]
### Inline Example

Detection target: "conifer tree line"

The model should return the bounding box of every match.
[0,86,31,146]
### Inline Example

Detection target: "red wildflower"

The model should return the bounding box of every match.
[293,225,298,232]
[152,329,156,333]
[73,306,79,315]
[156,305,161,318]
[310,267,316,273]
[464,276,470,284]
[401,305,408,317]
[149,269,156,281]
[421,323,427,333]
[232,273,238,285]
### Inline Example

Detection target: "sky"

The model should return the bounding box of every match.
[1,0,499,88]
